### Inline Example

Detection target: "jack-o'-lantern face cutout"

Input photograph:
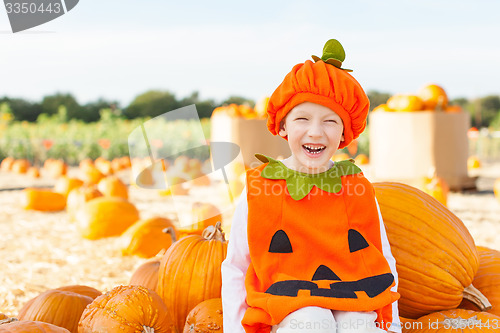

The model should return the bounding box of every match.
[264,228,394,299]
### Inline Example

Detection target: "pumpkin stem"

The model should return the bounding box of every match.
[0,317,18,325]
[463,284,492,311]
[202,221,226,242]
[142,326,154,333]
[162,226,177,243]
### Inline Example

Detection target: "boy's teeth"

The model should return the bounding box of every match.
[303,145,326,154]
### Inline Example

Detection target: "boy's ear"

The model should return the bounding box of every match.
[278,123,287,137]
[341,133,345,142]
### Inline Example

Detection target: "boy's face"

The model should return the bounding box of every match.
[279,102,345,174]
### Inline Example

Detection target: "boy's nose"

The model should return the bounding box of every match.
[307,121,323,137]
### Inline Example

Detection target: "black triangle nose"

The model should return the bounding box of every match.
[312,265,341,281]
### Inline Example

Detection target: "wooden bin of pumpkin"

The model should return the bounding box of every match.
[368,84,476,191]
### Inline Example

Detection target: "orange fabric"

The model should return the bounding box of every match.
[266,60,370,149]
[242,163,399,332]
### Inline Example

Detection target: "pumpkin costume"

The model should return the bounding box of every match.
[241,155,399,332]
[221,39,401,333]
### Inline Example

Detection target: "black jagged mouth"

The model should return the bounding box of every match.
[303,145,326,154]
[265,273,394,299]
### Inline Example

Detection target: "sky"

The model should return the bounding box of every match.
[1,0,500,108]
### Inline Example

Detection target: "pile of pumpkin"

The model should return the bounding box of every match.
[3,171,500,331]
[0,155,132,180]
[210,97,269,119]
[373,84,462,113]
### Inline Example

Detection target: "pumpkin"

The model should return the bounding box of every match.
[121,217,177,258]
[419,174,449,207]
[157,222,228,332]
[178,202,223,237]
[75,197,140,240]
[23,188,66,211]
[493,178,500,203]
[371,103,393,112]
[79,158,93,170]
[78,285,175,333]
[54,177,84,198]
[354,153,369,165]
[94,157,114,175]
[130,259,161,290]
[460,246,500,316]
[111,156,131,172]
[66,185,103,221]
[97,175,128,199]
[404,309,500,332]
[386,94,424,112]
[0,157,15,172]
[0,321,70,332]
[80,165,104,185]
[417,83,449,111]
[445,105,463,113]
[11,159,30,174]
[254,96,270,118]
[44,159,67,178]
[55,285,102,300]
[467,156,481,170]
[0,313,8,320]
[183,298,223,333]
[27,166,41,178]
[331,153,350,162]
[373,182,489,319]
[18,289,93,333]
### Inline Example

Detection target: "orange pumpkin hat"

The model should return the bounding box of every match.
[266,39,370,149]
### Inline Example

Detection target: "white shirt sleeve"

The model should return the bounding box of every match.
[221,187,250,333]
[375,198,402,333]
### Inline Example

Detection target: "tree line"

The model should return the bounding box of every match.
[1,90,499,128]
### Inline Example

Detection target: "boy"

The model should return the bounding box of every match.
[221,39,401,333]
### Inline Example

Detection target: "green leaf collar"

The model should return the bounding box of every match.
[255,154,362,201]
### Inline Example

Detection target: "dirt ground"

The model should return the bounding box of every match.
[1,163,499,317]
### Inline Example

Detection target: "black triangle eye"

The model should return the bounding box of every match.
[348,229,369,253]
[269,230,293,253]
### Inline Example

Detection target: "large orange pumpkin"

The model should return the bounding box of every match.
[183,298,223,333]
[0,321,70,332]
[460,246,500,317]
[157,222,228,332]
[75,197,140,240]
[417,83,449,111]
[18,289,93,333]
[129,259,161,291]
[120,217,177,258]
[373,182,489,319]
[78,285,175,333]
[404,309,500,332]
[55,285,102,300]
[22,188,66,211]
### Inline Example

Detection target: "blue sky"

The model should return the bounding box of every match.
[1,0,500,107]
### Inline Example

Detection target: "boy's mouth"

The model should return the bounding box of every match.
[303,144,326,155]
